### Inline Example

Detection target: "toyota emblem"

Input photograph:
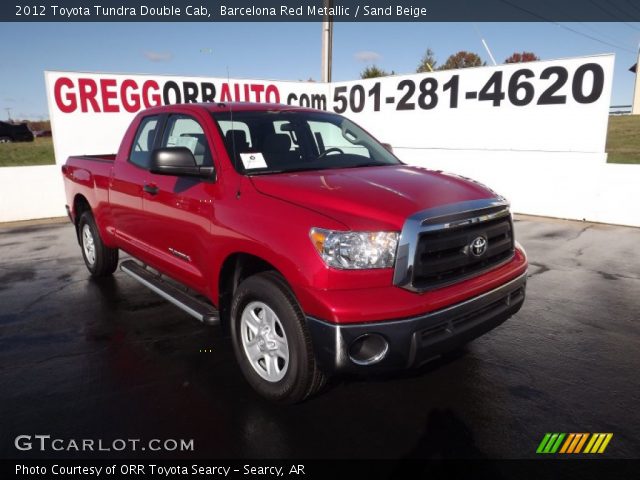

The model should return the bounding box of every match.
[469,236,488,257]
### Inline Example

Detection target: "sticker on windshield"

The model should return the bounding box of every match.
[240,152,268,169]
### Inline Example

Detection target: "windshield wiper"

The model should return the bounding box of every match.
[324,162,390,170]
[246,166,329,176]
[247,162,391,176]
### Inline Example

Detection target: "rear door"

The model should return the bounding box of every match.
[140,111,218,292]
[110,114,162,262]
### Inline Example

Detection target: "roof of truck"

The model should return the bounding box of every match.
[206,102,313,112]
[143,102,321,115]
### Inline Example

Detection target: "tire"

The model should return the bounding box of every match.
[0,137,12,143]
[230,271,326,404]
[78,211,119,277]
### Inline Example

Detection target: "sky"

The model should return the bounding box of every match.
[1,21,639,120]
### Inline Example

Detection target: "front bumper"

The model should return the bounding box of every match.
[306,272,526,373]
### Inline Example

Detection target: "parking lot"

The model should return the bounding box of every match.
[0,216,638,459]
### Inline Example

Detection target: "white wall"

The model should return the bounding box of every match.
[0,165,67,223]
[1,150,638,227]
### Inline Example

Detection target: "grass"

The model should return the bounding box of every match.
[0,116,637,166]
[0,137,55,167]
[606,115,640,164]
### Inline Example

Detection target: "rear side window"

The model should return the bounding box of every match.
[161,115,212,166]
[130,116,159,169]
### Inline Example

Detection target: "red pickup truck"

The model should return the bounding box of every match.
[62,102,527,403]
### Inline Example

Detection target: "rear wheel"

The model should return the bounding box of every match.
[230,271,326,404]
[78,211,118,277]
[0,137,12,143]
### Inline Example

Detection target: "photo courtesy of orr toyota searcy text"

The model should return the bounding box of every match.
[16,464,301,477]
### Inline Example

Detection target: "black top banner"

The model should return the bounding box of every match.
[5,0,640,22]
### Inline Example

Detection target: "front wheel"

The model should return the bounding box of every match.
[230,271,326,404]
[78,211,119,277]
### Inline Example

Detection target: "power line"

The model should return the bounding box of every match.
[624,0,640,15]
[602,0,640,27]
[556,23,636,53]
[588,0,625,21]
[623,22,640,32]
[498,0,636,54]
[588,0,640,32]
[578,22,634,45]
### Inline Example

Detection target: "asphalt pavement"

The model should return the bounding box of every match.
[0,216,638,459]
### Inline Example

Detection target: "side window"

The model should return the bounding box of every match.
[161,115,212,166]
[130,116,159,169]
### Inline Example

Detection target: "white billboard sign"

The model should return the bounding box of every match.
[45,54,614,167]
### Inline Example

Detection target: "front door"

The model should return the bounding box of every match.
[140,112,217,292]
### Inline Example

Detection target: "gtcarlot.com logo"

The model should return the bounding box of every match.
[536,433,613,454]
[14,434,194,452]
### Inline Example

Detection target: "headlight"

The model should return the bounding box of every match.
[309,228,399,269]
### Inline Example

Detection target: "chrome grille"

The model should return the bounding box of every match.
[413,213,514,290]
[393,198,515,292]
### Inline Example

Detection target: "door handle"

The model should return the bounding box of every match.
[143,183,159,195]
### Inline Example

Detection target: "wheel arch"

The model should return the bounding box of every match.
[217,252,295,329]
[72,194,92,245]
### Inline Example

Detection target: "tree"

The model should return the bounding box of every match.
[416,48,437,73]
[360,65,390,79]
[438,51,484,70]
[505,52,540,64]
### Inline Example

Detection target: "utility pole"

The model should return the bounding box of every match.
[5,108,11,122]
[321,0,333,82]
[632,47,640,114]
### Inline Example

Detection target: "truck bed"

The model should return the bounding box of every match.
[69,154,116,163]
[62,154,118,238]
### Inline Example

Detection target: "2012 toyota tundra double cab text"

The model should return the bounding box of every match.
[62,102,527,403]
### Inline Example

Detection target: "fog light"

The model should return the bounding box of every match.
[348,334,389,365]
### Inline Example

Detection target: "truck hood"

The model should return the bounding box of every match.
[249,165,498,231]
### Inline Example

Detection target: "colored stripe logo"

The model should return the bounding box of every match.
[536,433,613,454]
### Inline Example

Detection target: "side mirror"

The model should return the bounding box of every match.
[149,147,214,179]
[381,143,393,153]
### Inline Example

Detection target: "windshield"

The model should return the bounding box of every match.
[212,110,402,175]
